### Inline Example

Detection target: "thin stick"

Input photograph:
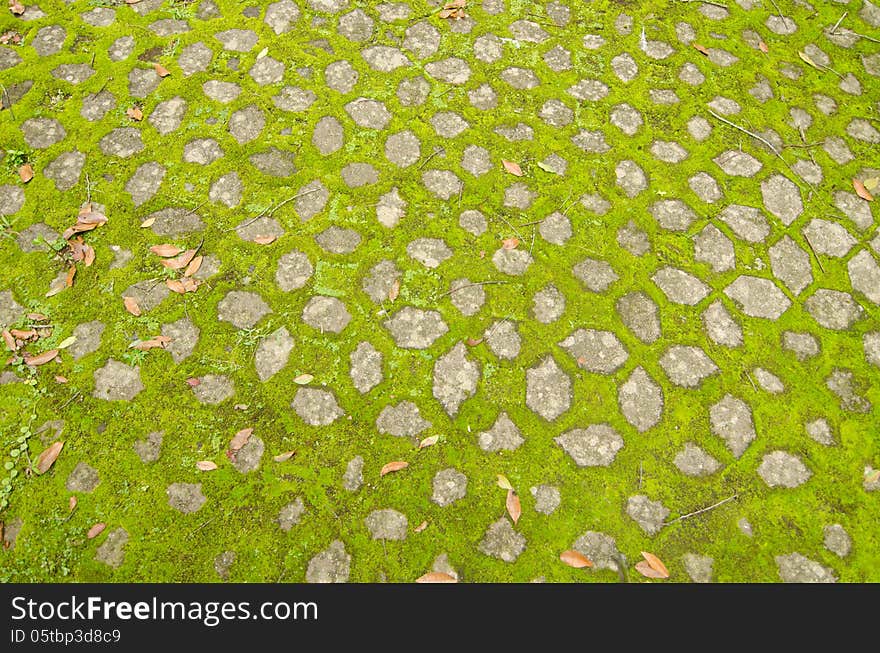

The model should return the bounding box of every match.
[417,146,444,170]
[229,189,317,232]
[803,233,826,273]
[676,0,728,8]
[707,109,784,161]
[745,371,757,392]
[0,83,13,119]
[831,11,847,35]
[59,391,82,411]
[493,212,526,243]
[663,493,739,526]
[436,280,510,298]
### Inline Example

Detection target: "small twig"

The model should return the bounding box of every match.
[417,146,444,170]
[803,233,826,273]
[745,371,757,392]
[0,83,14,119]
[492,213,526,243]
[186,516,217,539]
[228,190,317,232]
[59,391,82,411]
[663,493,739,526]
[676,0,728,8]
[436,280,511,299]
[831,28,880,44]
[707,109,784,161]
[831,11,847,35]
[637,462,643,490]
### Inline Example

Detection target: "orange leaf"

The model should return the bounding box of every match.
[228,428,253,453]
[9,0,24,16]
[196,460,218,471]
[87,523,106,539]
[18,163,33,183]
[758,40,769,53]
[126,106,143,121]
[506,488,521,524]
[416,572,458,583]
[35,441,64,474]
[693,43,709,55]
[502,237,519,250]
[502,160,523,176]
[853,178,874,202]
[149,244,183,257]
[185,377,201,387]
[635,560,668,579]
[465,337,483,346]
[2,330,16,351]
[388,278,400,302]
[380,460,409,476]
[123,296,141,316]
[154,63,171,77]
[273,450,296,463]
[414,521,428,533]
[129,335,171,350]
[55,375,67,383]
[183,255,203,278]
[65,265,77,287]
[640,551,670,578]
[253,235,277,245]
[24,349,58,366]
[418,435,439,449]
[161,249,197,269]
[560,549,594,568]
[69,496,77,511]
[165,279,186,294]
[82,244,95,267]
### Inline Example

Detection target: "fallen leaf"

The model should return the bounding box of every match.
[693,43,709,55]
[465,337,483,347]
[506,488,521,524]
[129,335,171,350]
[640,551,670,578]
[502,237,519,250]
[234,403,249,411]
[126,106,143,121]
[196,460,218,471]
[35,441,64,474]
[273,450,296,463]
[635,560,668,579]
[56,335,76,350]
[293,373,313,385]
[253,235,277,245]
[65,265,76,287]
[380,461,409,476]
[69,496,77,511]
[228,428,253,453]
[165,279,186,294]
[24,349,58,366]
[9,0,24,16]
[560,550,594,568]
[10,328,36,340]
[55,375,67,383]
[416,572,458,583]
[536,161,556,173]
[863,177,879,191]
[123,296,141,316]
[496,473,513,490]
[0,30,21,45]
[183,255,203,278]
[140,217,156,228]
[414,521,428,533]
[798,51,820,70]
[2,330,16,351]
[388,278,400,302]
[154,62,171,77]
[502,159,523,176]
[149,243,183,257]
[256,46,268,59]
[83,244,95,266]
[18,163,33,183]
[758,40,769,53]
[185,377,201,387]
[418,435,439,449]
[161,248,197,269]
[27,313,49,321]
[179,277,199,293]
[87,523,106,539]
[853,178,874,202]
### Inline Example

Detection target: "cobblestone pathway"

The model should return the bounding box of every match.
[0,0,878,582]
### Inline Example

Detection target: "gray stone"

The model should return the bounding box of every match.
[432,468,467,507]
[363,260,401,303]
[492,247,532,276]
[653,267,710,305]
[278,497,305,531]
[16,223,58,253]
[806,418,834,446]
[783,331,820,360]
[232,436,264,474]
[161,317,198,363]
[826,368,871,413]
[803,219,856,257]
[345,98,391,129]
[761,174,803,225]
[385,130,421,167]
[695,224,735,272]
[407,238,451,268]
[134,431,163,463]
[848,250,880,305]
[533,284,565,324]
[660,345,718,388]
[214,551,236,580]
[43,150,85,192]
[823,524,851,558]
[724,276,791,319]
[0,186,25,216]
[479,518,526,562]
[559,329,628,374]
[126,162,165,207]
[617,292,660,344]
[312,116,344,155]
[95,528,128,569]
[325,60,358,93]
[343,456,364,491]
[383,307,448,349]
[526,356,571,421]
[683,554,714,583]
[66,462,99,493]
[167,483,206,514]
[754,368,785,394]
[210,172,242,208]
[449,279,485,317]
[302,296,350,334]
[555,425,624,467]
[650,199,697,231]
[376,401,430,441]
[99,128,143,158]
[183,138,223,165]
[703,300,743,347]
[572,531,620,571]
[718,204,769,242]
[250,148,296,177]
[306,540,350,583]
[530,485,560,515]
[478,413,524,452]
[291,388,344,426]
[769,236,812,295]
[865,332,880,367]
[217,291,271,329]
[573,258,618,292]
[147,207,204,237]
[674,443,721,477]
[341,162,378,188]
[255,327,294,381]
[758,451,811,488]
[776,553,836,583]
[710,394,756,458]
[433,342,480,416]
[714,150,762,177]
[805,289,862,330]
[618,366,663,432]
[191,374,234,405]
[485,320,520,360]
[32,25,66,56]
[349,342,382,393]
[215,29,258,52]
[365,509,408,541]
[93,360,143,401]
[626,495,669,535]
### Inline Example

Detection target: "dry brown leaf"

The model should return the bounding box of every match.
[380,460,409,476]
[87,523,106,539]
[185,377,200,387]
[126,106,143,121]
[161,249,197,269]
[273,450,296,463]
[293,373,313,385]
[83,244,95,267]
[758,40,769,53]
[228,428,253,453]
[65,265,76,288]
[853,178,874,202]
[183,255,203,278]
[465,337,483,347]
[415,572,458,583]
[693,43,709,55]
[798,51,820,70]
[35,441,64,474]
[506,488,521,524]
[414,521,428,533]
[24,349,58,366]
[635,560,667,579]
[496,473,513,490]
[140,217,156,228]
[9,0,24,16]
[149,243,183,257]
[10,328,36,340]
[180,277,200,293]
[2,330,16,351]
[154,63,171,77]
[129,335,171,350]
[123,296,141,316]
[69,496,77,511]
[502,159,523,176]
[560,549,594,568]
[196,460,218,471]
[165,279,186,294]
[418,435,439,449]
[18,163,33,183]
[640,551,670,578]
[253,235,277,245]
[502,237,519,250]
[55,375,67,384]
[388,278,400,302]
[27,313,49,321]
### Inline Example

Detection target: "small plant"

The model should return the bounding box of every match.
[1,412,36,513]
[4,149,27,170]
[122,348,148,366]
